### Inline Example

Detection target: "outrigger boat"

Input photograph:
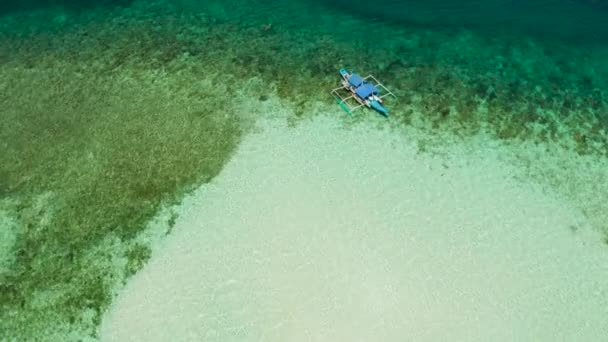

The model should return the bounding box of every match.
[331,68,396,117]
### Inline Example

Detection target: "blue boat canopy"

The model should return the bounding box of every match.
[348,73,364,87]
[355,83,379,99]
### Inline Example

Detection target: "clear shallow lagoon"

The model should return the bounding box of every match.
[1,0,607,340]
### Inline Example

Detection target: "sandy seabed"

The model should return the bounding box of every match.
[100,113,608,341]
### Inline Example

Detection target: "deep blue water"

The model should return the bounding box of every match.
[2,0,607,45]
[317,0,608,44]
[0,0,133,15]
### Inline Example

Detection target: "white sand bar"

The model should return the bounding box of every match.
[101,114,608,341]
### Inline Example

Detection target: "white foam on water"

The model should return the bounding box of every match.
[100,114,608,341]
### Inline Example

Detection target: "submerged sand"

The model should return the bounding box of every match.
[100,114,608,341]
